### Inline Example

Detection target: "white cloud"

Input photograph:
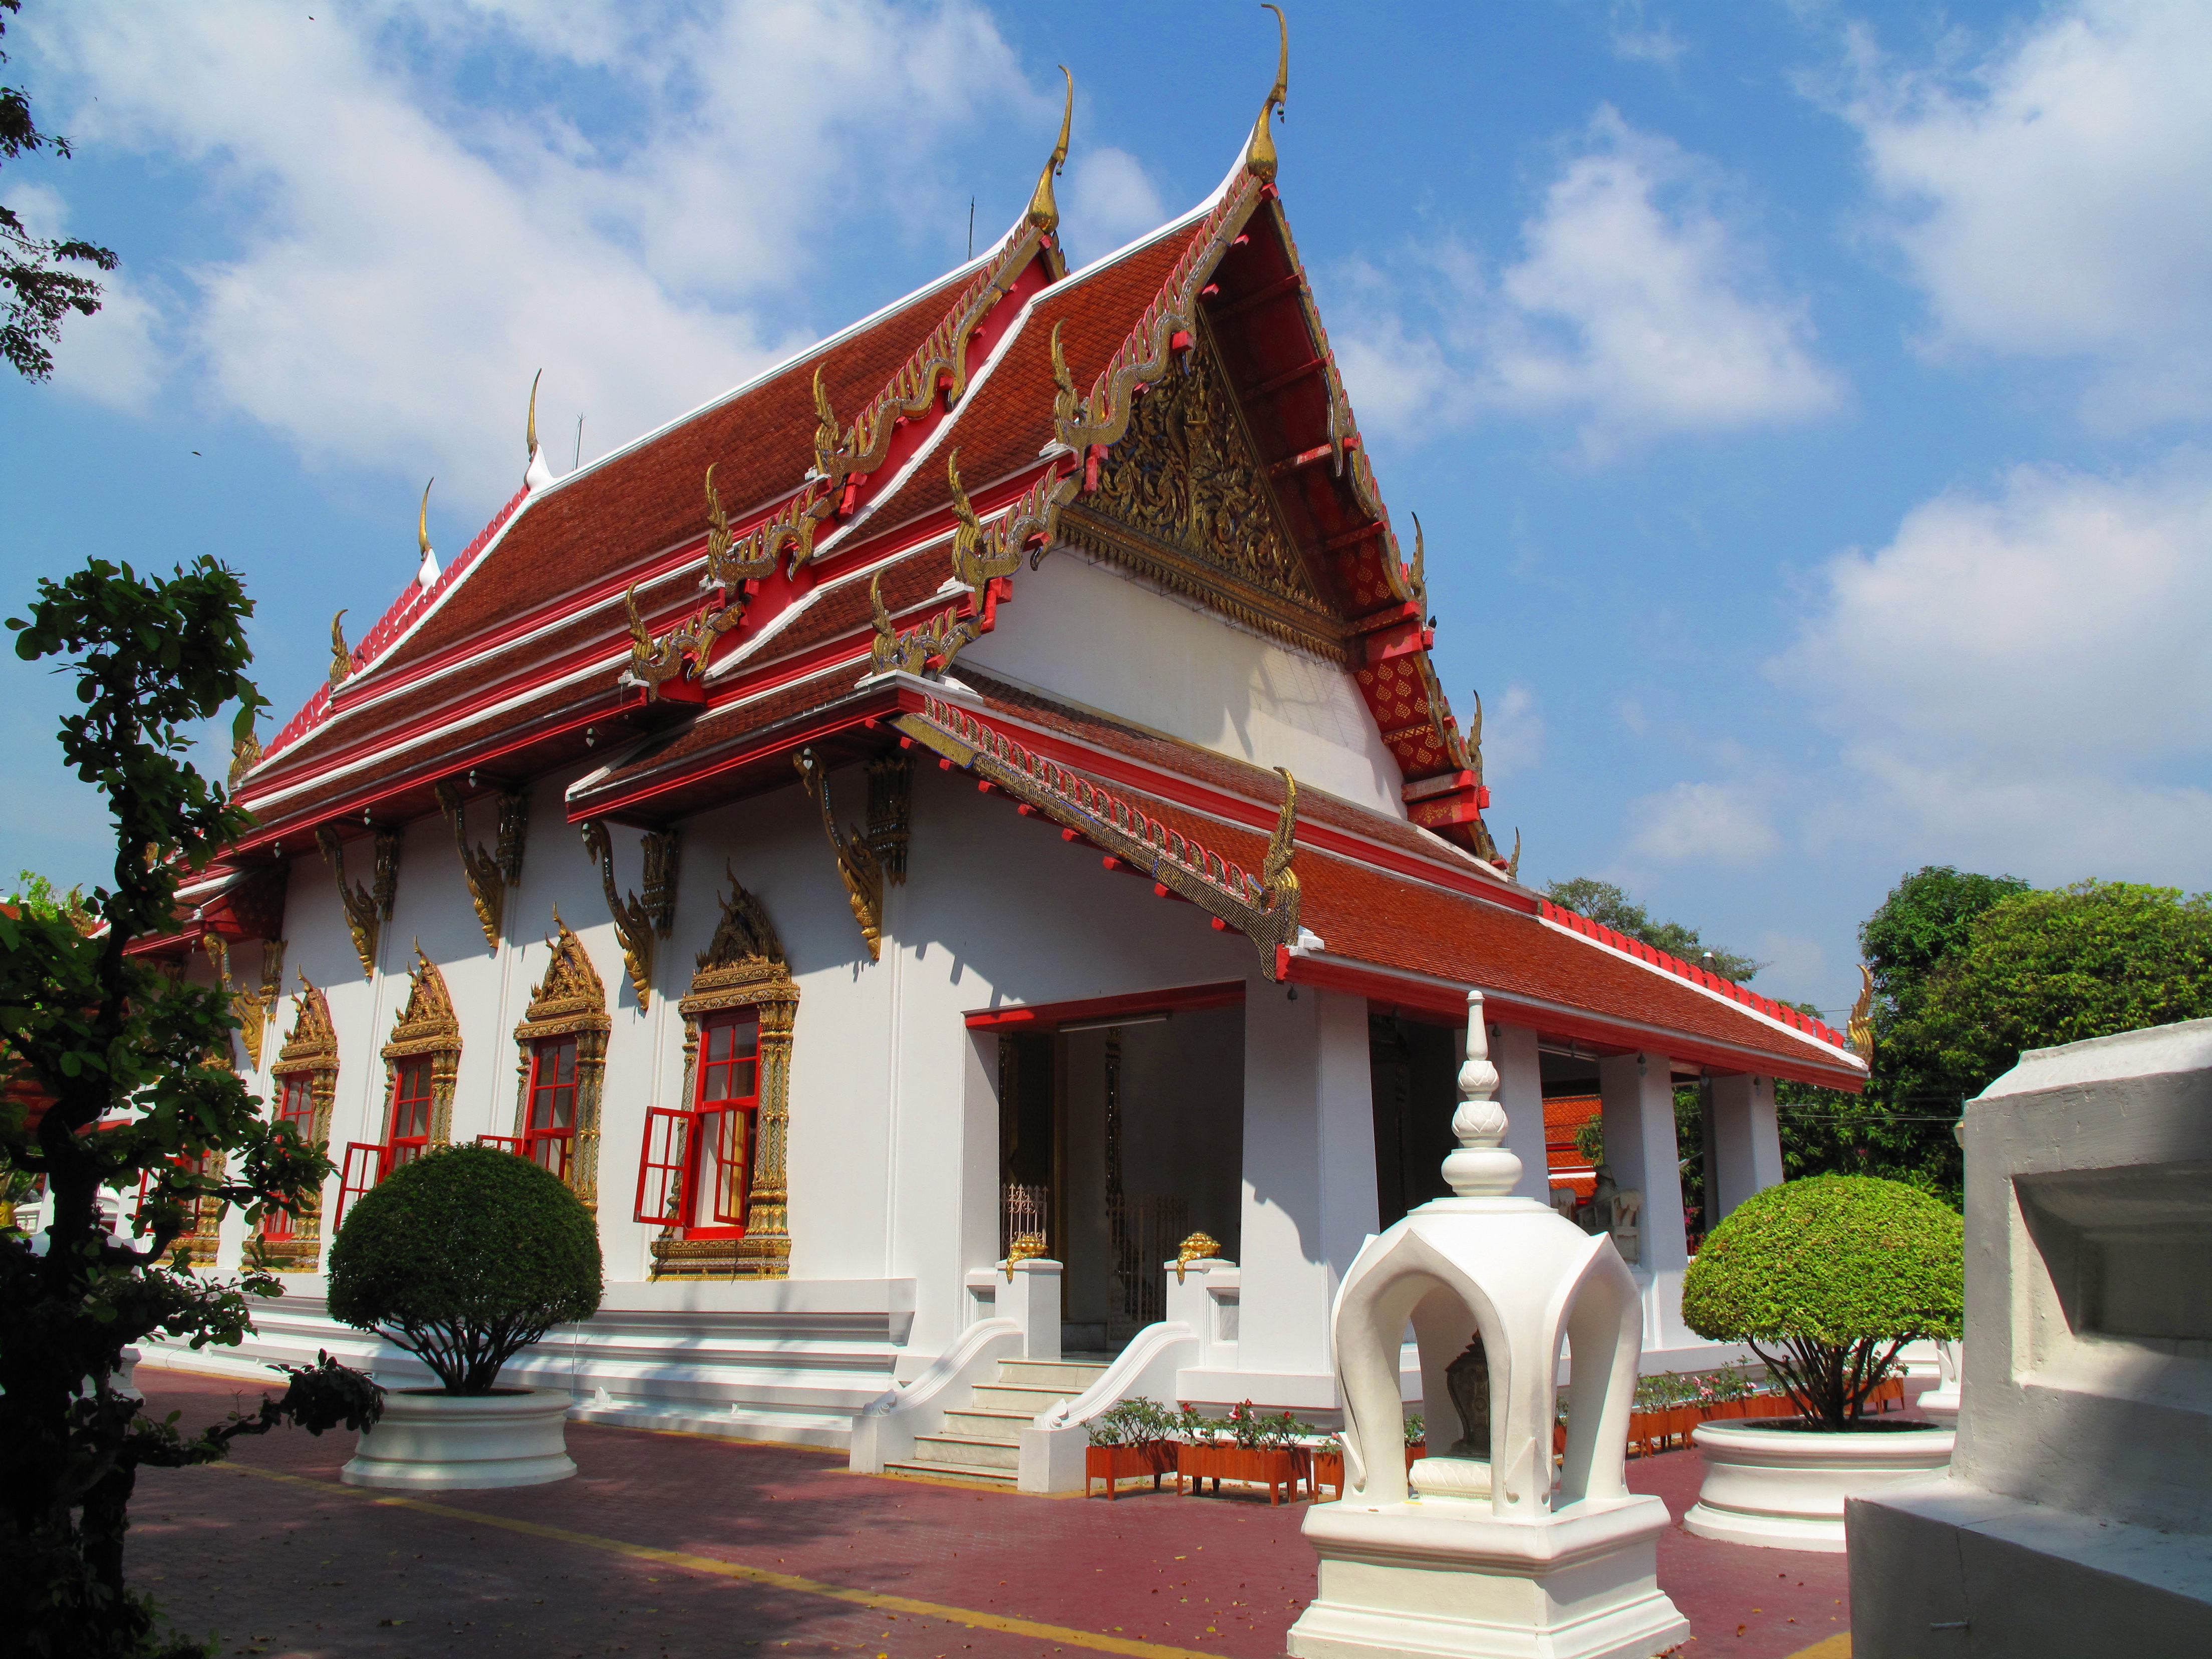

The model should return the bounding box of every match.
[1778,455,2212,882]
[28,1,1041,511]
[4,181,165,411]
[1061,146,1166,261]
[1331,109,1842,457]
[1477,682,1544,783]
[1627,779,1781,865]
[1844,0,2212,426]
[1607,1,1685,67]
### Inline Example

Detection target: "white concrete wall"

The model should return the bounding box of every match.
[1597,1050,1696,1357]
[961,547,1410,818]
[1709,1071,1782,1222]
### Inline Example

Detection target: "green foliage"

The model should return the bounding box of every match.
[328,1145,603,1395]
[1169,1399,1315,1448]
[1915,880,2212,1087]
[1683,1174,1961,1429]
[1,556,377,1658]
[1085,1397,1179,1447]
[2,2,118,382]
[11,869,90,929]
[1543,877,1763,983]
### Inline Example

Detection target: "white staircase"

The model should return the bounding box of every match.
[886,1356,1109,1486]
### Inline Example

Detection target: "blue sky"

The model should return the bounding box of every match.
[5,1,2209,1022]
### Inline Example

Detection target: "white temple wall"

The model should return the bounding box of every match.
[961,549,1411,818]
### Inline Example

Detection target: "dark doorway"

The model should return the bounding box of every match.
[1370,1010,1462,1227]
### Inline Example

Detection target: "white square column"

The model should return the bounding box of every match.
[1597,1050,1692,1355]
[1208,983,1377,1409]
[1490,1021,1552,1204]
[1709,1071,1782,1222]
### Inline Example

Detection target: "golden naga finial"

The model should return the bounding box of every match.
[1408,511,1428,603]
[1262,767,1300,908]
[1468,687,1484,778]
[417,478,434,557]
[1026,65,1075,232]
[1507,827,1521,882]
[622,583,652,662]
[526,368,541,456]
[328,610,350,687]
[811,364,841,480]
[1049,319,1081,426]
[703,463,732,568]
[1847,962,1875,1063]
[1246,5,1289,182]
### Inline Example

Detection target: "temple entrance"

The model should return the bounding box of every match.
[990,988,1245,1354]
[1369,1008,1463,1228]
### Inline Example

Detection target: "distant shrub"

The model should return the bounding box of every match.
[328,1145,602,1394]
[1682,1174,1961,1428]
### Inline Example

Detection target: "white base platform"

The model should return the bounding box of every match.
[1287,1495,1689,1659]
[1684,1419,1955,1553]
[342,1388,577,1490]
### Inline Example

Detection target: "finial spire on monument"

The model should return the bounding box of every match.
[1442,989,1520,1197]
[524,369,553,492]
[1026,66,1074,233]
[415,477,440,591]
[1245,5,1289,182]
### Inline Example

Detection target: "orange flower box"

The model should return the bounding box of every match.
[1176,1443,1311,1506]
[1310,1440,1424,1501]
[1084,1441,1178,1499]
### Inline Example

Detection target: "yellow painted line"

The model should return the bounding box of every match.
[1783,1634,1850,1658]
[232,1464,1211,1659]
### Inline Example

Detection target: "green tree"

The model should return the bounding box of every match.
[1543,876,1763,983]
[2,558,380,1658]
[1779,866,2029,1201]
[1915,881,2212,1087]
[1,1,117,382]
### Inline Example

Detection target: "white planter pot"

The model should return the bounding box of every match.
[341,1388,577,1491]
[1683,1418,1954,1553]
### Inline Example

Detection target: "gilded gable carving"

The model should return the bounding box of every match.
[518,912,614,1039]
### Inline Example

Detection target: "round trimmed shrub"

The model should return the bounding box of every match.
[328,1144,603,1395]
[1682,1174,1961,1429]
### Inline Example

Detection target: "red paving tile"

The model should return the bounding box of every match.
[127,1366,1858,1659]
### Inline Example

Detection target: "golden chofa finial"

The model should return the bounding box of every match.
[328,609,350,687]
[416,477,440,590]
[1246,5,1289,182]
[1026,65,1074,232]
[524,370,554,491]
[526,368,541,457]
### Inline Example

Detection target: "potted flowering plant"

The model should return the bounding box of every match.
[1084,1397,1180,1499]
[1175,1400,1313,1505]
[1679,1174,1961,1551]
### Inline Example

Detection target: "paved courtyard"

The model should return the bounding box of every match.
[129,1367,1856,1659]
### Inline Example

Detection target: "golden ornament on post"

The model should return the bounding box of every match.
[1175,1229,1223,1284]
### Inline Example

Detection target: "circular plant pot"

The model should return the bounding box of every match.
[1683,1418,1954,1553]
[341,1388,577,1491]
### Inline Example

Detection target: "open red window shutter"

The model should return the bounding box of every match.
[633,1107,690,1226]
[475,1134,525,1156]
[333,1141,385,1230]
[706,1108,753,1227]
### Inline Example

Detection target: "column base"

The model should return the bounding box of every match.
[1287,1495,1688,1659]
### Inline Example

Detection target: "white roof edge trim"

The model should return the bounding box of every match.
[1535,915,1865,1069]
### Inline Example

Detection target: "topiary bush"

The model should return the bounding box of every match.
[1681,1174,1961,1429]
[328,1145,602,1395]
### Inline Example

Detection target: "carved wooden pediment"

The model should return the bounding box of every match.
[1059,327,1345,660]
[275,973,338,1071]
[517,913,612,1040]
[382,947,460,1060]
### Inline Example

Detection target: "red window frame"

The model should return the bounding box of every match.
[262,1071,316,1241]
[333,1141,387,1229]
[385,1055,435,1170]
[630,1010,758,1236]
[521,1034,579,1182]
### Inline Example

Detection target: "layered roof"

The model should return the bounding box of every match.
[220,66,1864,1089]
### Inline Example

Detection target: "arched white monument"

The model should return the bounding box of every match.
[1288,992,1690,1659]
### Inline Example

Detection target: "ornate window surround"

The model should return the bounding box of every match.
[510,913,612,1213]
[262,973,340,1271]
[652,870,798,1281]
[381,947,461,1154]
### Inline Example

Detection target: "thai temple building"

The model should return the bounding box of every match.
[150,32,1866,1485]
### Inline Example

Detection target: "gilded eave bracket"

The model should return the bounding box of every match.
[580,819,676,1009]
[315,824,397,977]
[435,779,526,952]
[794,746,885,961]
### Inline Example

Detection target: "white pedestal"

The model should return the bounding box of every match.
[341,1388,577,1490]
[1289,1496,1689,1659]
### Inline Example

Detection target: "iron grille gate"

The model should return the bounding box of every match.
[1108,1192,1187,1348]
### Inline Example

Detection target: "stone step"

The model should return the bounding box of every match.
[884,1457,1015,1487]
[913,1433,1019,1470]
[968,1384,1079,1416]
[993,1359,1110,1395]
[940,1408,1030,1441]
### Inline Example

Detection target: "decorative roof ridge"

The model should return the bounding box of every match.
[921,671,1522,906]
[1536,898,1859,1059]
[261,482,529,766]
